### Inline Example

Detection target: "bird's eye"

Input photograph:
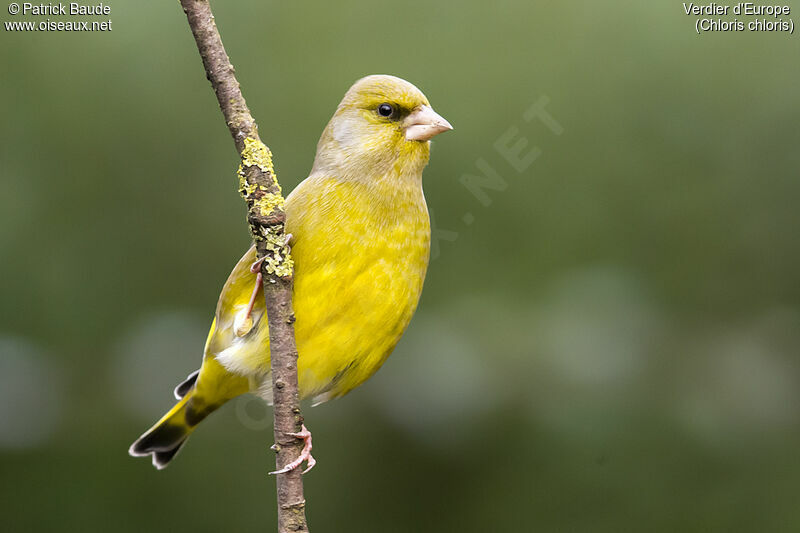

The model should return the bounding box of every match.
[377,103,394,117]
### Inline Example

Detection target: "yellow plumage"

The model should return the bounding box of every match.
[130,75,452,468]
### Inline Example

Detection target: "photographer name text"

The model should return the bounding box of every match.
[12,2,109,16]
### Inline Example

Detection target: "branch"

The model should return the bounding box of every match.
[179,1,309,531]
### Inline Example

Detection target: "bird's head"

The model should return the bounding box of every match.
[312,75,452,179]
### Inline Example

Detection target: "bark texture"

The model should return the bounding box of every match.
[179,1,308,531]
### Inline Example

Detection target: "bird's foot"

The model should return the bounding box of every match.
[269,424,316,475]
[237,248,282,332]
[250,256,266,274]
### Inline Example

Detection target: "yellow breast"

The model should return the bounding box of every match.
[209,170,430,403]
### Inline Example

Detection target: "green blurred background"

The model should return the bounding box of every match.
[2,1,800,531]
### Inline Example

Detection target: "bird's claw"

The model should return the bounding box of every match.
[269,424,315,475]
[250,256,267,274]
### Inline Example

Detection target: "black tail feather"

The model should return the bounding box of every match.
[173,369,200,400]
[129,395,192,470]
[152,439,187,470]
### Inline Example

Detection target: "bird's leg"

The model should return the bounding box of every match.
[243,256,265,320]
[269,424,316,475]
[233,257,266,337]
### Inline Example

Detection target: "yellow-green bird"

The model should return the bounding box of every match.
[129,75,452,469]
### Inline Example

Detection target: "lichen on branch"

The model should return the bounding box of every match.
[237,137,294,278]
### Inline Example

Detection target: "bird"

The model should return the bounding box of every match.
[129,75,453,470]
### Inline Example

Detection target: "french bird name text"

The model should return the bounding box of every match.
[682,3,791,17]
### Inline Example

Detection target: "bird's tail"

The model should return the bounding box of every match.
[128,388,216,470]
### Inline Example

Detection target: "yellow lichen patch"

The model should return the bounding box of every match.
[260,226,294,278]
[253,192,285,216]
[235,137,294,278]
[240,137,278,185]
[238,137,286,212]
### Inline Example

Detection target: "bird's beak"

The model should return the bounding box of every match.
[404,105,453,141]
